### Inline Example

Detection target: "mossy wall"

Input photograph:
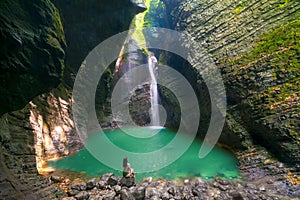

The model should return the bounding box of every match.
[0,0,66,116]
[163,0,300,163]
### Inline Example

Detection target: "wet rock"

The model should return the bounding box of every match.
[168,187,175,195]
[120,177,135,187]
[51,175,62,183]
[132,186,146,200]
[75,191,89,200]
[67,189,80,196]
[120,189,135,200]
[101,173,114,182]
[103,191,116,200]
[107,176,119,186]
[149,181,159,187]
[71,183,87,191]
[86,178,97,190]
[184,179,189,185]
[146,177,153,183]
[246,183,256,190]
[150,196,161,200]
[62,197,76,200]
[146,187,160,199]
[230,191,244,200]
[97,180,106,189]
[218,184,229,191]
[192,188,202,197]
[161,192,170,200]
[217,179,229,186]
[259,185,266,191]
[114,185,122,194]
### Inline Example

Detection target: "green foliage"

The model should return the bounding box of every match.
[51,7,66,45]
[279,0,290,8]
[233,0,249,16]
[229,18,300,75]
[233,5,243,15]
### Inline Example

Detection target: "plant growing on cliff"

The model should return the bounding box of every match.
[233,0,249,16]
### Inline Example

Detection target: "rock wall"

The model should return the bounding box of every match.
[0,0,66,198]
[0,0,141,199]
[0,106,65,199]
[163,0,300,163]
[52,0,145,87]
[29,85,82,171]
[0,0,66,116]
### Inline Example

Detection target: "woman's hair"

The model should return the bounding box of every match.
[123,157,128,168]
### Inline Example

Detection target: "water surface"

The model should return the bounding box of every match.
[48,127,240,180]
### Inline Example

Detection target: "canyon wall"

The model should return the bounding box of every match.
[162,0,300,163]
[0,0,66,116]
[0,0,140,199]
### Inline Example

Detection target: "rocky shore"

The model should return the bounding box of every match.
[49,146,299,200]
[53,174,299,200]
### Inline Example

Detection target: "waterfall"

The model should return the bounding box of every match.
[148,54,160,126]
[113,0,165,127]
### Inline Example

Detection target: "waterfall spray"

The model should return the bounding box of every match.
[148,53,160,126]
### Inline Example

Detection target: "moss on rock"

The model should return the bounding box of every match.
[224,18,300,163]
[0,0,66,116]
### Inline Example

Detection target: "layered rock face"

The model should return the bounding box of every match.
[0,0,66,116]
[52,0,144,86]
[163,0,300,163]
[0,0,140,199]
[0,1,66,199]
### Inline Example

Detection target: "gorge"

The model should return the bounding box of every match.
[0,0,299,199]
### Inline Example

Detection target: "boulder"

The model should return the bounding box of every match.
[132,186,146,200]
[120,189,135,200]
[107,176,119,186]
[120,177,135,187]
[75,191,89,200]
[86,178,97,190]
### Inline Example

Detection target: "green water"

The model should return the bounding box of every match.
[48,127,240,181]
